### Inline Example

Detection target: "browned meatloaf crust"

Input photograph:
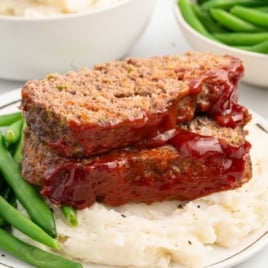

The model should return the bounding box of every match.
[21,116,252,209]
[21,51,250,158]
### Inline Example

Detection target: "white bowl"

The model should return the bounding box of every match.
[174,0,268,88]
[0,0,156,81]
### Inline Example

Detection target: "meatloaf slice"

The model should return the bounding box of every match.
[21,51,249,158]
[21,117,252,209]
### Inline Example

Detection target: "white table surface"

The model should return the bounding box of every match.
[0,0,268,267]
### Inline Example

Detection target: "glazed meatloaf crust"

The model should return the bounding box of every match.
[21,51,250,158]
[21,116,252,209]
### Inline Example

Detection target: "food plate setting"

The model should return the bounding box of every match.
[1,0,268,268]
[0,88,268,268]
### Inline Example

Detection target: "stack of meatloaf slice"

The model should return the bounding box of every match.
[20,51,252,209]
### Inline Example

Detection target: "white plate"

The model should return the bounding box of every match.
[1,89,268,268]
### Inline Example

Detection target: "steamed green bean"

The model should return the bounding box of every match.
[0,228,82,268]
[0,195,59,249]
[231,5,268,28]
[0,133,57,237]
[0,112,22,126]
[210,8,264,32]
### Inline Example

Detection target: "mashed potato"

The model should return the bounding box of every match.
[51,115,268,268]
[0,0,122,17]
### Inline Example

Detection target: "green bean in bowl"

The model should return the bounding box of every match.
[174,0,268,88]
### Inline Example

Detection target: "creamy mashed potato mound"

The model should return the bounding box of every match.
[51,116,268,268]
[0,0,121,17]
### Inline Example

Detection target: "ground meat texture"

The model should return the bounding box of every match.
[21,52,250,158]
[21,117,252,209]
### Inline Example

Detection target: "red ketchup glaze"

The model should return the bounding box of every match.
[44,57,248,158]
[189,60,248,128]
[40,57,251,208]
[47,100,179,158]
[168,128,251,197]
[41,128,251,209]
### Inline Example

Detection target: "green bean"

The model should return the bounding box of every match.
[237,40,268,54]
[0,112,22,126]
[210,8,264,32]
[0,228,83,268]
[213,32,268,45]
[231,6,268,28]
[178,0,214,39]
[197,0,210,4]
[201,0,268,10]
[255,6,268,13]
[13,119,26,164]
[61,206,78,227]
[191,3,227,33]
[0,195,59,249]
[0,133,57,237]
[4,119,23,146]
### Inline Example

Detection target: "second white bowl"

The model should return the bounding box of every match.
[174,0,268,88]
